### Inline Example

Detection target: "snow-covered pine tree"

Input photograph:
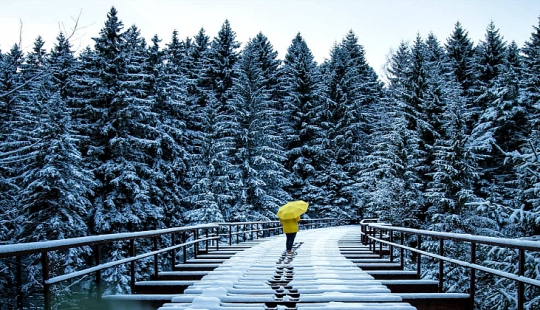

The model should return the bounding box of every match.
[422,32,478,229]
[322,30,383,219]
[468,22,511,209]
[184,21,240,223]
[79,8,164,293]
[202,20,240,107]
[280,33,327,217]
[0,44,26,306]
[367,41,425,226]
[150,34,190,228]
[227,34,291,222]
[505,16,540,236]
[445,22,476,98]
[478,20,540,309]
[89,10,164,235]
[0,44,25,240]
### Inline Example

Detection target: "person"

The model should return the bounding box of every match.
[279,216,300,255]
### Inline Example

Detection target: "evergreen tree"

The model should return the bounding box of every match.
[81,8,163,293]
[202,20,240,106]
[228,35,291,221]
[468,22,514,210]
[506,16,540,236]
[280,33,327,216]
[150,34,190,228]
[0,44,25,222]
[0,45,25,304]
[445,22,476,96]
[368,42,425,226]
[321,30,382,218]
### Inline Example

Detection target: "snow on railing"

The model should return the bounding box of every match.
[0,218,338,310]
[360,220,540,310]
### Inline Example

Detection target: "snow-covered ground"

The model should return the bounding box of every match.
[158,226,416,310]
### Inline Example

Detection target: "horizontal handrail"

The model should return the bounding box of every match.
[368,234,540,288]
[0,218,339,309]
[45,235,218,285]
[0,223,219,258]
[361,221,540,310]
[368,223,540,251]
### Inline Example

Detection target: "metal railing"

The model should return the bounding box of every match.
[0,218,338,309]
[360,220,540,310]
[218,218,338,245]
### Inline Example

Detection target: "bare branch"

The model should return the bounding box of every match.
[18,19,23,48]
[529,140,539,162]
[65,9,82,41]
[0,69,52,99]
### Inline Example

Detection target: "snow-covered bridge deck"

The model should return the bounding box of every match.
[156,226,417,310]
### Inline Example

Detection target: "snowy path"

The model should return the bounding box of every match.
[158,226,416,310]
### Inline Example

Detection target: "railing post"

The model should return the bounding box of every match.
[360,224,364,244]
[518,249,525,310]
[194,230,199,258]
[215,227,220,251]
[95,245,102,304]
[400,232,404,270]
[229,225,232,246]
[236,224,240,244]
[17,256,22,309]
[183,231,187,264]
[153,236,159,279]
[42,252,51,310]
[378,229,383,257]
[205,229,209,253]
[171,234,176,270]
[130,239,135,293]
[389,230,394,263]
[470,242,476,310]
[439,239,444,292]
[416,234,421,279]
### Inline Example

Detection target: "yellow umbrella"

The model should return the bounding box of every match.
[277,200,309,220]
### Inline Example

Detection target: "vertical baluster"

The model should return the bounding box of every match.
[194,230,199,258]
[518,249,525,310]
[42,252,50,310]
[171,234,176,270]
[470,242,476,310]
[378,229,383,257]
[130,239,135,293]
[95,245,102,305]
[389,230,394,263]
[215,227,220,251]
[400,232,404,270]
[439,239,444,292]
[416,234,421,279]
[183,231,187,264]
[17,256,22,309]
[153,236,159,279]
[205,229,209,253]
[229,225,232,246]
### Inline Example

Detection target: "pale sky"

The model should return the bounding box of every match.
[1,0,539,76]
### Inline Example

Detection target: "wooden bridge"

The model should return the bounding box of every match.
[0,219,539,310]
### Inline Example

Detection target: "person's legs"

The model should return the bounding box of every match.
[286,233,297,251]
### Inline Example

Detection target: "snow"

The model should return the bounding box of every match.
[0,223,218,257]
[368,223,540,251]
[159,226,415,310]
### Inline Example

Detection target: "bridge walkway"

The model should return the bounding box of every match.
[104,226,469,310]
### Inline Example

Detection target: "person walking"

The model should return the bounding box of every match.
[277,200,308,255]
[280,216,300,255]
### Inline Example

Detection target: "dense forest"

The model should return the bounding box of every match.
[1,6,540,309]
